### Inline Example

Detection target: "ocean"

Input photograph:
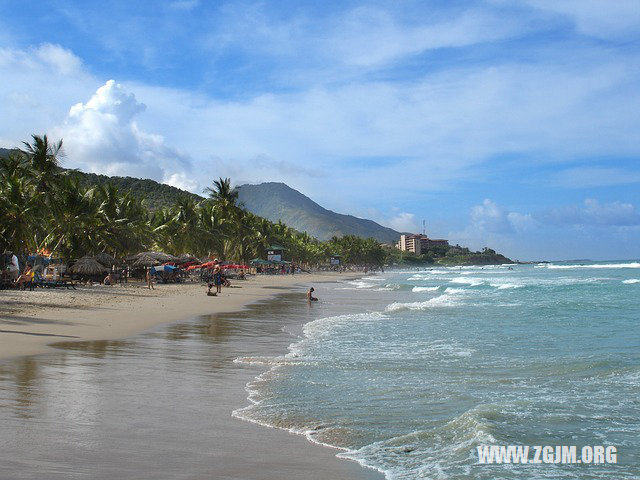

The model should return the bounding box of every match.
[234,262,640,479]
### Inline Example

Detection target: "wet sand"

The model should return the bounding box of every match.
[0,272,358,360]
[0,275,383,480]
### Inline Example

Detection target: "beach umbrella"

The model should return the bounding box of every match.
[94,252,119,268]
[131,253,161,268]
[71,256,109,275]
[151,264,177,274]
[177,253,199,264]
[148,251,178,262]
[131,251,177,263]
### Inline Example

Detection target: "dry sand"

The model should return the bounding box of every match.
[0,273,383,480]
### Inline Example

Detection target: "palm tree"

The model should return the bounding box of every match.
[204,177,238,206]
[21,134,64,196]
[0,172,39,253]
[42,177,101,261]
[197,201,226,257]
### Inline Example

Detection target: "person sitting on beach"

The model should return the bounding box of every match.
[15,263,34,290]
[206,282,217,296]
[103,273,114,285]
[307,287,318,302]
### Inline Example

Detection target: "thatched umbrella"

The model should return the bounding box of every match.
[131,253,161,268]
[71,256,109,275]
[94,252,119,268]
[151,251,179,262]
[177,253,199,264]
[132,251,178,263]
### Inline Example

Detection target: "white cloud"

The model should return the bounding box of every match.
[1,32,640,236]
[121,51,640,214]
[552,167,640,188]
[470,199,535,235]
[324,7,529,68]
[164,172,199,192]
[521,0,640,40]
[542,199,640,226]
[385,212,419,233]
[0,43,82,75]
[34,43,83,75]
[51,80,193,187]
[0,44,96,146]
[449,199,536,255]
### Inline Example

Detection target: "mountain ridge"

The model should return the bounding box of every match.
[236,182,401,243]
[1,146,402,242]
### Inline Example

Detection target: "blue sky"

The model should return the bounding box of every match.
[1,0,640,260]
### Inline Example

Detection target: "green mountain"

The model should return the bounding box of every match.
[236,182,401,243]
[0,148,17,158]
[70,171,201,211]
[0,148,200,211]
[1,147,401,242]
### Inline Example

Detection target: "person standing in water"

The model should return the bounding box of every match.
[307,287,318,301]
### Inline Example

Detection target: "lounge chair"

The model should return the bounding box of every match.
[33,272,76,289]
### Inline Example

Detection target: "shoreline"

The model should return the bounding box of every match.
[0,272,359,361]
[0,272,383,480]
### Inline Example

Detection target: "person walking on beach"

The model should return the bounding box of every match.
[146,267,154,290]
[213,260,222,294]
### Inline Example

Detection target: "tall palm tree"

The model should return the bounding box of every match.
[0,173,39,253]
[43,177,101,261]
[204,177,238,206]
[197,201,226,257]
[21,134,64,196]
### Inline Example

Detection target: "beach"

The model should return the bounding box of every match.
[0,273,356,360]
[0,273,383,480]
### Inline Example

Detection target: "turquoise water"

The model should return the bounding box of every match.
[235,262,640,479]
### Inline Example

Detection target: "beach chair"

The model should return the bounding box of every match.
[32,272,77,290]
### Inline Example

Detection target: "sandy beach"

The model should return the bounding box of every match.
[0,272,357,360]
[0,273,383,480]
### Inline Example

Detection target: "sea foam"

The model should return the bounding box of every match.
[547,262,640,270]
[412,286,440,292]
[449,277,484,286]
[385,292,462,312]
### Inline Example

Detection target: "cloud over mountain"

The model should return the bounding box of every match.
[52,80,195,190]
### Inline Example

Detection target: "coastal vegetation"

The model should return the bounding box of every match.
[1,135,511,267]
[0,135,388,267]
[383,245,512,266]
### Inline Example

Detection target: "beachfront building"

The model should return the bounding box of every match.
[396,234,449,255]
